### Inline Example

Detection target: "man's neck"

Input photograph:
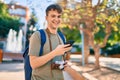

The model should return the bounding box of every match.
[47,27,57,34]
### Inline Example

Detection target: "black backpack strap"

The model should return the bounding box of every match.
[38,29,46,56]
[58,31,66,44]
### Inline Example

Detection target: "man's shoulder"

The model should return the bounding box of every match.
[30,30,42,40]
[32,29,46,36]
[31,31,40,37]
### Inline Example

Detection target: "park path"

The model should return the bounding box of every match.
[0,54,120,80]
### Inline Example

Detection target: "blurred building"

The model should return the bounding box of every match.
[1,0,29,51]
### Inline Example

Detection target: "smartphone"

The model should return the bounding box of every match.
[65,40,75,48]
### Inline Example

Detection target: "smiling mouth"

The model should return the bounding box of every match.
[53,21,59,25]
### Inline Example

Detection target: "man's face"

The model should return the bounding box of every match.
[46,10,62,30]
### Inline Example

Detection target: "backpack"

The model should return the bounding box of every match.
[23,29,65,80]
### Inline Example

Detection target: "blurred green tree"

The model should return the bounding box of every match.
[60,27,81,43]
[0,2,20,38]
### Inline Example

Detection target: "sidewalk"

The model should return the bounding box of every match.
[70,54,120,71]
[0,62,24,80]
[0,55,120,80]
[70,54,120,80]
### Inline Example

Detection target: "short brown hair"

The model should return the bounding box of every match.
[46,4,62,16]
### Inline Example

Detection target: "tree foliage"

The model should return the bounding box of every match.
[58,0,120,45]
[60,27,81,42]
[0,2,20,38]
[57,0,120,67]
[26,13,38,36]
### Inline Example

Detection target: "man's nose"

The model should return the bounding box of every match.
[55,17,59,20]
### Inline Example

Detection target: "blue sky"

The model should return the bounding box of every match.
[4,0,27,6]
[3,0,101,7]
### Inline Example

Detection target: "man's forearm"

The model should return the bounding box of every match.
[64,66,85,80]
[30,50,56,69]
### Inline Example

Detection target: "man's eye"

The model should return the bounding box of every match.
[51,15,55,18]
[58,15,61,18]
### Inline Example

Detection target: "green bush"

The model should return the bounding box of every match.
[101,43,120,55]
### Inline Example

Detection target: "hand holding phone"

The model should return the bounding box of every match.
[65,40,75,48]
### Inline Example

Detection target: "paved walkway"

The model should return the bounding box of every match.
[70,55,120,71]
[70,55,120,80]
[0,55,120,80]
[0,62,24,80]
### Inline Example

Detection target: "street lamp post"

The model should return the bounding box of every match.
[80,24,85,66]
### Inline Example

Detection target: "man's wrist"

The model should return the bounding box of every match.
[51,50,57,57]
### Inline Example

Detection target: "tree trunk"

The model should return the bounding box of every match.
[94,46,100,68]
[84,32,90,64]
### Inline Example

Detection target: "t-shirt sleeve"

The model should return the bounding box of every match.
[28,31,41,56]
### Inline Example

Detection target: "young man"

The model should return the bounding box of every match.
[28,4,85,80]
